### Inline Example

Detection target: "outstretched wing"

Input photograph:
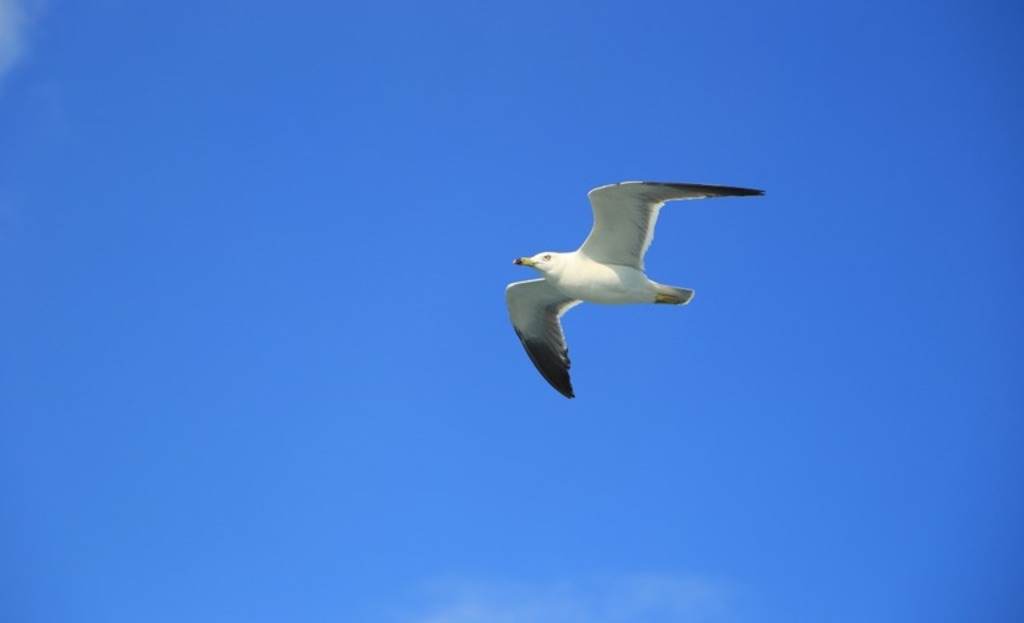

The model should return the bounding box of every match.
[578,181,764,269]
[505,279,582,398]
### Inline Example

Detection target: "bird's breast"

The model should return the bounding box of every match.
[548,261,655,304]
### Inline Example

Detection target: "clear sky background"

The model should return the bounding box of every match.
[1,1,1022,622]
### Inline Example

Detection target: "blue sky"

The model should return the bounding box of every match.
[1,1,1022,621]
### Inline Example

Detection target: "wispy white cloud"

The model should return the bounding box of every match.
[398,574,734,623]
[0,0,31,83]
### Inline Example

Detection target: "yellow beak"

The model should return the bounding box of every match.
[513,257,536,267]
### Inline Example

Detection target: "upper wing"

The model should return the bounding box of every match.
[505,279,582,398]
[577,181,765,269]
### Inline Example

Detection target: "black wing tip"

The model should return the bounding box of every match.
[615,181,764,197]
[549,379,575,398]
[727,186,765,196]
[516,333,575,398]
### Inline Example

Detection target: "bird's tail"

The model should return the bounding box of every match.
[654,285,695,305]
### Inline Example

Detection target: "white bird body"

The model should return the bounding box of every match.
[507,181,764,398]
[536,251,658,304]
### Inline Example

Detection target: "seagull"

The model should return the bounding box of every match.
[506,181,764,398]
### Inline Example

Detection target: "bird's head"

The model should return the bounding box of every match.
[513,252,562,275]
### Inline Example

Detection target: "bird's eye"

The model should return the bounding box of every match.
[543,254,551,261]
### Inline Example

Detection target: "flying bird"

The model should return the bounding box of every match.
[506,181,764,398]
